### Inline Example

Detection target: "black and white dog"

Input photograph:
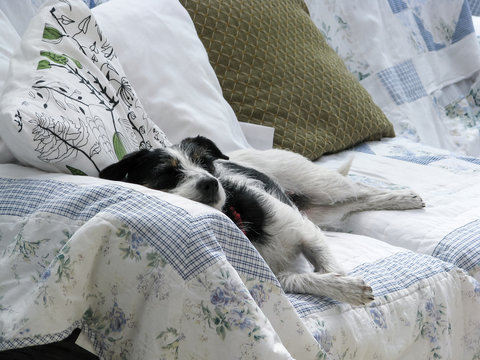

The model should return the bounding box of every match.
[99,136,424,305]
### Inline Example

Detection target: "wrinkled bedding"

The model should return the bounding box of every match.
[1,137,480,359]
[318,137,480,281]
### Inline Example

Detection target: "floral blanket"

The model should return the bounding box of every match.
[305,0,480,156]
[1,160,480,359]
[0,169,320,359]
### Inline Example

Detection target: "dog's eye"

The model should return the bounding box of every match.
[149,165,183,190]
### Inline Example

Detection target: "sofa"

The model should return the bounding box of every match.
[0,0,480,359]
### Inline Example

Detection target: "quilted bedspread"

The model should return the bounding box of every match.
[305,0,480,157]
[1,0,480,358]
[1,140,480,360]
[0,170,319,359]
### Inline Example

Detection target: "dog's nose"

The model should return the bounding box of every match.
[197,178,219,197]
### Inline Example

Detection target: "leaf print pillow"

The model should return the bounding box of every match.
[0,0,170,176]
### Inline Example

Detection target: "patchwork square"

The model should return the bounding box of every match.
[469,0,480,16]
[452,0,476,44]
[377,60,427,105]
[387,0,408,14]
[433,219,480,271]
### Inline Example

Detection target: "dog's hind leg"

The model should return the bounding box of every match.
[277,271,374,305]
[251,190,374,305]
[253,190,345,276]
[303,183,425,229]
[229,148,424,215]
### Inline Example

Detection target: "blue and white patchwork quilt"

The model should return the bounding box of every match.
[331,137,480,281]
[1,0,480,358]
[305,0,480,157]
[1,136,480,359]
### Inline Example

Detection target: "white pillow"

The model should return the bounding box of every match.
[92,0,251,153]
[0,0,170,175]
[0,9,20,164]
[0,0,45,37]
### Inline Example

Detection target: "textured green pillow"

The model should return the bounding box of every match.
[179,0,395,159]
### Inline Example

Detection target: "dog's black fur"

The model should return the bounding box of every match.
[99,136,285,244]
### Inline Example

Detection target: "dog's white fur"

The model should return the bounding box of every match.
[224,148,424,305]
[153,148,226,211]
[229,148,424,228]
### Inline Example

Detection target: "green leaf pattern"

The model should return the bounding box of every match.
[113,131,127,160]
[15,1,169,176]
[66,165,87,176]
[42,24,63,42]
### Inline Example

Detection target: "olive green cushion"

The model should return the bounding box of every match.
[179,0,395,159]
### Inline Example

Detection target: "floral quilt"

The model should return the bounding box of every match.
[1,161,480,359]
[0,171,320,359]
[305,0,480,156]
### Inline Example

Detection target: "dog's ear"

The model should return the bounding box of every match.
[180,136,229,161]
[99,149,151,180]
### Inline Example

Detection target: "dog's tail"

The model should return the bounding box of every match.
[337,156,353,176]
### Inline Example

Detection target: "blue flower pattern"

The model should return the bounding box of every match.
[416,298,451,358]
[370,307,387,329]
[197,271,267,342]
[109,302,126,333]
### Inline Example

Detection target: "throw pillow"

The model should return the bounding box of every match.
[0,0,170,176]
[92,0,252,154]
[0,9,20,164]
[179,0,395,160]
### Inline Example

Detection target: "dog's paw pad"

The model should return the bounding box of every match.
[340,277,375,306]
[411,193,425,206]
[395,190,425,209]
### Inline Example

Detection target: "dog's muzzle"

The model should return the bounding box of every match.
[196,177,226,210]
[197,177,219,198]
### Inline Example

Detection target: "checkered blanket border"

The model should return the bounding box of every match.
[0,177,277,283]
[289,251,455,317]
[433,219,480,271]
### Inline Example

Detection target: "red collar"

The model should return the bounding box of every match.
[228,206,247,235]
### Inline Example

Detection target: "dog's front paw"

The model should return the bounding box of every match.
[336,275,375,306]
[408,191,425,208]
[392,190,425,210]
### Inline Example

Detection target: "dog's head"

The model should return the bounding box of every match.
[99,136,229,210]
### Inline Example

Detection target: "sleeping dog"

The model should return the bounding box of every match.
[99,136,425,305]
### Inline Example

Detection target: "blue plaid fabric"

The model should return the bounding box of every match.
[351,140,480,168]
[386,154,480,166]
[452,0,476,43]
[459,156,480,166]
[387,0,408,14]
[289,252,455,317]
[0,177,277,283]
[387,0,474,47]
[387,155,448,165]
[433,220,480,271]
[469,0,480,15]
[377,60,427,105]
[2,324,83,350]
